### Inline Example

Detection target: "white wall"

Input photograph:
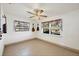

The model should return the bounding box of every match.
[36,9,79,50]
[2,13,36,45]
[1,3,37,45]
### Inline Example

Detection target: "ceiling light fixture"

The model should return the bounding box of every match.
[26,9,47,20]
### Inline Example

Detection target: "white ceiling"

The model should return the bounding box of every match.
[2,3,79,18]
[39,3,79,16]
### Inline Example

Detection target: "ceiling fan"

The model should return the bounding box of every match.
[26,9,47,20]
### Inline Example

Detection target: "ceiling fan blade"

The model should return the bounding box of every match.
[26,11,35,15]
[40,15,47,17]
[29,16,35,18]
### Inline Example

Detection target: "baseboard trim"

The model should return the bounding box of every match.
[36,38,79,54]
[4,38,36,47]
[4,37,79,55]
[3,38,37,56]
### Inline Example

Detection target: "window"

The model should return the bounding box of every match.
[42,22,49,34]
[14,20,30,32]
[42,19,62,35]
